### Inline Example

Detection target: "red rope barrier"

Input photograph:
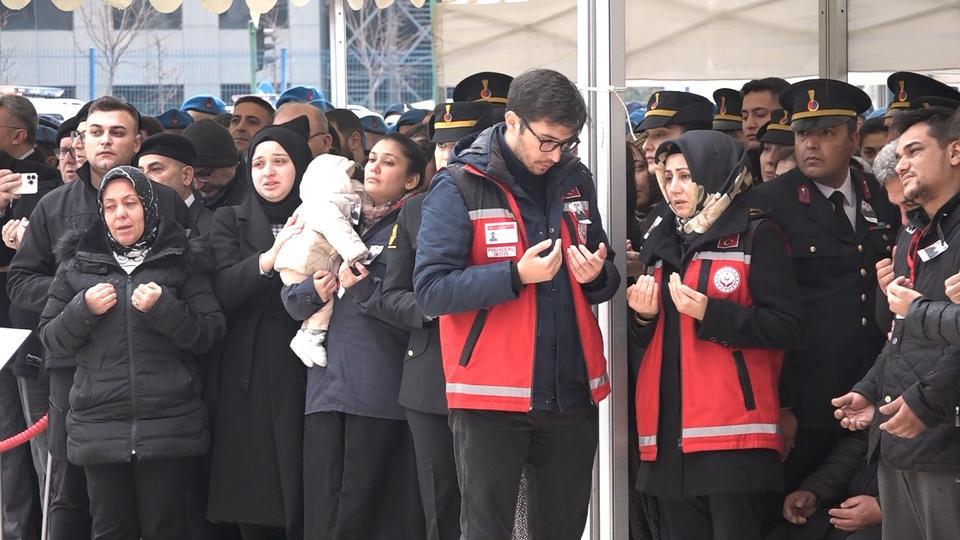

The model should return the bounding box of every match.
[0,413,48,454]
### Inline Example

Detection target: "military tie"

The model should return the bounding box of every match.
[829,191,853,231]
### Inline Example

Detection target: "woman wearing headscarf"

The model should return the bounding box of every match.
[281,133,427,539]
[38,166,225,540]
[206,118,312,540]
[627,130,802,539]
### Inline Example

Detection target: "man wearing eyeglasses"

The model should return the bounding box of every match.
[273,102,334,158]
[413,68,619,539]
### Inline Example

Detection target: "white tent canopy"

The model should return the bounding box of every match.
[433,0,960,85]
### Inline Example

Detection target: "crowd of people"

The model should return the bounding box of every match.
[0,65,957,540]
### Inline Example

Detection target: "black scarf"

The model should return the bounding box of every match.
[98,166,161,257]
[246,117,313,225]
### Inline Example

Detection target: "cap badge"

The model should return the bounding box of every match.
[443,104,453,123]
[650,92,660,110]
[897,81,907,102]
[480,80,492,100]
[806,90,820,112]
[719,96,727,115]
[779,112,789,125]
[307,90,315,101]
[171,115,180,126]
[205,97,214,110]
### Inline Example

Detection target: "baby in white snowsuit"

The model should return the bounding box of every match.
[275,154,368,367]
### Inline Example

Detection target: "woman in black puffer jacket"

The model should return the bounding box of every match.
[38,166,226,540]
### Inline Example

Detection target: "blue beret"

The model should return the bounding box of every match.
[180,94,226,115]
[277,85,325,108]
[360,114,388,135]
[36,125,58,145]
[309,99,335,112]
[154,108,194,129]
[384,103,407,117]
[396,108,429,127]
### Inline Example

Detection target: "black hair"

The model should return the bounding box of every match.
[506,68,587,130]
[949,108,960,141]
[375,132,429,190]
[891,106,955,147]
[740,77,790,98]
[859,116,886,139]
[326,108,363,138]
[87,96,141,133]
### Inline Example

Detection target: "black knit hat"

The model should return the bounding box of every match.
[182,119,239,168]
[55,115,80,144]
[137,133,198,166]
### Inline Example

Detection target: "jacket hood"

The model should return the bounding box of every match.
[54,219,213,274]
[300,153,357,200]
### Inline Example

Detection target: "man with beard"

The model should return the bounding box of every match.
[182,119,247,211]
[744,80,900,524]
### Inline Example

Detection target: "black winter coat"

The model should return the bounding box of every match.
[38,220,225,466]
[744,168,899,431]
[380,193,446,415]
[798,431,877,507]
[205,194,305,535]
[853,194,960,471]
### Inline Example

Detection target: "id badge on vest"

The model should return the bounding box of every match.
[485,222,518,258]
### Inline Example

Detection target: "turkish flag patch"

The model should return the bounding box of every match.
[717,234,740,249]
[564,187,582,200]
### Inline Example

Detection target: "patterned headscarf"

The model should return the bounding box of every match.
[98,166,161,257]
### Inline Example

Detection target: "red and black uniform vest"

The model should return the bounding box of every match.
[438,163,610,412]
[636,222,784,461]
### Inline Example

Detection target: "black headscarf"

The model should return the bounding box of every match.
[98,166,161,257]
[247,116,313,225]
[653,130,753,242]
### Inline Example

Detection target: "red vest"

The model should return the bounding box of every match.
[636,226,784,461]
[439,163,610,412]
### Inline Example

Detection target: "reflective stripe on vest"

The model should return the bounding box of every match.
[467,208,514,221]
[682,423,780,439]
[446,382,532,399]
[694,251,752,264]
[589,373,609,391]
[638,435,657,446]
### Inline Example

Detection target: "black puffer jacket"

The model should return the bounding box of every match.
[38,219,225,466]
[854,194,960,471]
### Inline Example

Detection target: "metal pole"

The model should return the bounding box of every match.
[329,0,348,107]
[280,48,289,92]
[249,20,258,94]
[581,0,628,538]
[87,48,95,100]
[818,0,849,80]
[41,452,51,540]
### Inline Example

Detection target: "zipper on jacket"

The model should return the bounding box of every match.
[458,309,489,367]
[126,274,139,457]
[955,406,959,428]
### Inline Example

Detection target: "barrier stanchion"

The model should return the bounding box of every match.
[0,414,50,540]
[41,451,52,540]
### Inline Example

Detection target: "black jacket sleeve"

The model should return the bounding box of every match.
[281,280,327,321]
[209,207,276,311]
[378,204,430,331]
[798,431,869,507]
[7,201,57,313]
[696,221,803,350]
[37,262,99,358]
[140,274,226,356]
[900,299,960,426]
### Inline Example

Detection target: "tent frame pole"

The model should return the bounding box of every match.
[819,0,849,80]
[329,0,348,106]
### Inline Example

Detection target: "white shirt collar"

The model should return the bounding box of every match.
[184,193,196,208]
[814,170,854,205]
[17,148,34,160]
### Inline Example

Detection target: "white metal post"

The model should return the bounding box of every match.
[819,0,849,80]
[580,0,629,538]
[329,0,349,107]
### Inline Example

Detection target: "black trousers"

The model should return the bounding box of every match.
[47,367,92,540]
[405,409,461,540]
[84,457,195,540]
[303,411,425,540]
[449,404,598,540]
[0,367,40,540]
[660,492,766,540]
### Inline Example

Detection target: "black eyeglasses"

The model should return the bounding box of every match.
[55,147,76,159]
[518,116,580,153]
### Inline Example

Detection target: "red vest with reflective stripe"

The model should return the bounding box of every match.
[636,229,784,461]
[439,164,610,412]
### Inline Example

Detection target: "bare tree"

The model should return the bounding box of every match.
[0,11,17,82]
[78,0,160,94]
[346,4,426,110]
[151,34,179,111]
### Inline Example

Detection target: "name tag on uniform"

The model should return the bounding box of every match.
[485,222,518,245]
[487,246,517,258]
[362,245,384,265]
[564,200,592,224]
[918,239,948,262]
[861,200,879,224]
